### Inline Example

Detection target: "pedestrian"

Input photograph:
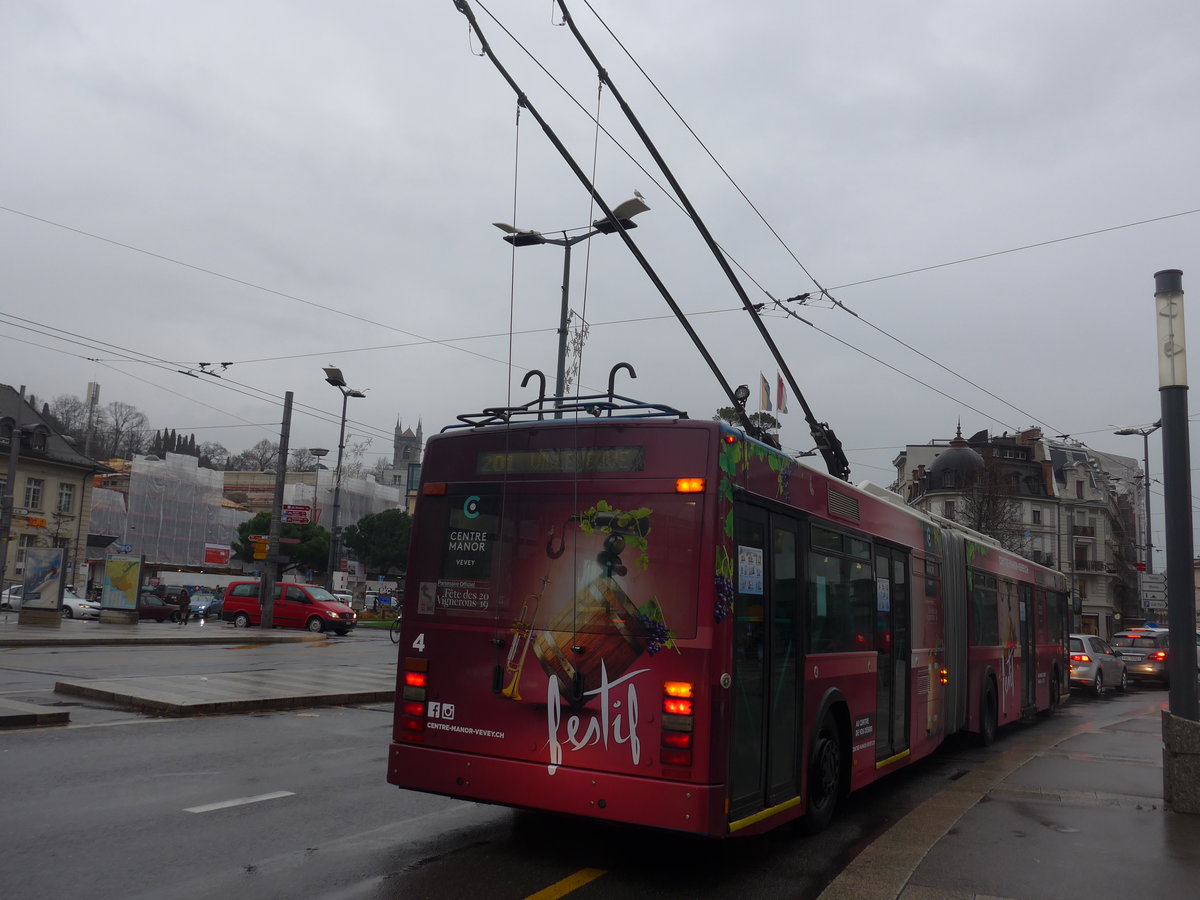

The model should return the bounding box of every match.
[176,589,190,626]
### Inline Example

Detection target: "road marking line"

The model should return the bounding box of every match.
[184,791,295,813]
[524,868,606,900]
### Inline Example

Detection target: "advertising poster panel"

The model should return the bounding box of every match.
[102,555,142,611]
[21,547,65,611]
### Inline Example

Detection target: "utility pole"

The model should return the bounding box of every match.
[258,392,292,630]
[0,386,26,593]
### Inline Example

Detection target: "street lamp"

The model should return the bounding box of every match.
[1114,421,1161,574]
[322,367,366,590]
[494,193,649,417]
[309,448,329,525]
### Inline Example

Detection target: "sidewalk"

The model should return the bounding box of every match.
[820,697,1200,899]
[0,611,319,647]
[0,615,395,724]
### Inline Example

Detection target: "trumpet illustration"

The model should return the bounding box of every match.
[502,573,549,701]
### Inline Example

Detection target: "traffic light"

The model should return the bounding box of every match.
[250,536,269,560]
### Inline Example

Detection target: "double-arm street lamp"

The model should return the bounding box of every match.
[1114,421,1162,573]
[494,194,649,417]
[322,367,366,590]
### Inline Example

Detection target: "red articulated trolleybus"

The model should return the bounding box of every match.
[386,392,1069,837]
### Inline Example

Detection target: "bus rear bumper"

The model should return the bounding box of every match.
[388,741,726,836]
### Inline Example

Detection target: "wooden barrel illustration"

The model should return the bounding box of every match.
[534,574,645,704]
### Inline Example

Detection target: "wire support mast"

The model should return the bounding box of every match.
[453,0,758,439]
[552,0,850,481]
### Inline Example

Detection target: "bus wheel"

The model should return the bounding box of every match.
[978,681,998,747]
[803,712,843,833]
[1043,672,1060,716]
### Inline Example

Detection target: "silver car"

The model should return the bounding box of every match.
[1069,633,1127,696]
[61,589,101,620]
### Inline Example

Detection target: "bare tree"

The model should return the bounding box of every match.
[960,461,1029,554]
[228,439,280,471]
[97,401,149,459]
[289,448,319,472]
[338,436,374,479]
[197,441,230,470]
[47,394,89,444]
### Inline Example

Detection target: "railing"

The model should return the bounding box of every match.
[1071,525,1096,537]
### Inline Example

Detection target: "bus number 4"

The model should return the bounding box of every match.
[412,633,426,652]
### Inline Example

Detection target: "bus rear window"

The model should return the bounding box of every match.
[411,488,701,641]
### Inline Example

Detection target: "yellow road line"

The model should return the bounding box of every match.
[524,867,606,900]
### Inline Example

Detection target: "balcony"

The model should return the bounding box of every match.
[1073,559,1109,572]
[1072,525,1096,537]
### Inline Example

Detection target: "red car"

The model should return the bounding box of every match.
[221,581,357,635]
[138,591,183,622]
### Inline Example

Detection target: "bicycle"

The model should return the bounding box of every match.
[389,614,403,644]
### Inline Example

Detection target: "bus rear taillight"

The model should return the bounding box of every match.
[661,681,695,767]
[400,658,429,742]
[675,477,705,493]
[938,667,949,685]
[663,697,694,716]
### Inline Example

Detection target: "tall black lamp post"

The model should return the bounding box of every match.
[322,367,365,591]
[1114,421,1161,573]
[494,194,649,418]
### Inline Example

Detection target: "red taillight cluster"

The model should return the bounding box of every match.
[661,681,695,767]
[1150,650,1168,662]
[1071,653,1091,663]
[399,657,428,742]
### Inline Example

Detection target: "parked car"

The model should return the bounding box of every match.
[189,592,222,620]
[222,581,357,635]
[1111,630,1171,687]
[1069,634,1128,696]
[1,585,24,609]
[138,591,181,622]
[61,589,101,619]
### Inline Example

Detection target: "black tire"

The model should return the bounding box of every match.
[1043,670,1061,716]
[306,616,325,633]
[63,606,74,619]
[978,680,998,747]
[803,712,844,833]
[170,610,180,623]
[1093,671,1105,698]
[333,629,349,636]
[1117,668,1128,693]
[233,612,250,628]
[390,619,403,644]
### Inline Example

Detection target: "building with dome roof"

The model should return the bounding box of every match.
[893,425,1142,639]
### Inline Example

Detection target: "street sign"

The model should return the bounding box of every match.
[1138,573,1167,587]
[282,505,311,513]
[1144,599,1168,610]
[247,534,268,541]
[281,513,310,524]
[1140,589,1167,601]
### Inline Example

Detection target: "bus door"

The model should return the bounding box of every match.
[1019,583,1036,710]
[873,545,910,763]
[729,504,803,819]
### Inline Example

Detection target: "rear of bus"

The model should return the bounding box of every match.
[387,417,729,834]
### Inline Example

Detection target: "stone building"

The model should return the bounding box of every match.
[0,384,105,596]
[894,426,1141,639]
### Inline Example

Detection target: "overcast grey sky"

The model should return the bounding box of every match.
[3,1,1199,555]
